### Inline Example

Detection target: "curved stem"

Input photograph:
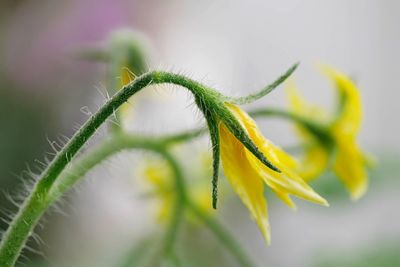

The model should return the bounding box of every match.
[51,133,256,267]
[51,132,257,267]
[250,108,322,130]
[0,189,47,267]
[0,68,325,266]
[0,71,219,266]
[51,134,188,266]
[0,122,264,267]
[249,108,333,145]
[43,71,218,191]
[187,200,257,267]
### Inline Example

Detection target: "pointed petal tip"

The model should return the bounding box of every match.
[262,230,271,246]
[256,217,271,246]
[350,183,368,201]
[314,194,330,207]
[317,192,330,206]
[322,199,330,207]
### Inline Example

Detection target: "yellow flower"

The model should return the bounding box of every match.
[286,65,369,200]
[120,66,136,86]
[142,159,174,221]
[141,153,213,222]
[219,103,328,244]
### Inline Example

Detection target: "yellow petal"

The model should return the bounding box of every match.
[319,64,369,200]
[273,190,297,210]
[286,80,329,124]
[120,67,136,86]
[285,82,330,181]
[220,122,271,243]
[298,144,329,181]
[333,137,368,200]
[225,103,328,207]
[285,66,369,200]
[142,160,174,222]
[319,64,362,136]
[143,161,171,189]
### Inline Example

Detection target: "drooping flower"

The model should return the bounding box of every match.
[219,103,328,244]
[286,81,331,181]
[286,65,370,200]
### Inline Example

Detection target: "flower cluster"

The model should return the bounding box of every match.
[0,30,373,267]
[286,65,370,200]
[89,33,370,243]
[120,63,369,244]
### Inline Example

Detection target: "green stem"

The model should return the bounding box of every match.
[145,149,186,267]
[107,52,125,133]
[250,108,321,129]
[0,67,323,266]
[46,107,325,198]
[52,134,188,267]
[0,71,219,267]
[249,108,333,145]
[51,133,255,267]
[228,63,299,105]
[49,132,256,267]
[0,124,262,266]
[187,200,257,267]
[48,131,202,201]
[48,106,327,199]
[0,187,47,267]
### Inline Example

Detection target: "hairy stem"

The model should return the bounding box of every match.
[0,71,219,267]
[0,188,47,267]
[52,132,259,267]
[48,106,326,200]
[0,65,312,266]
[50,130,254,267]
[50,133,257,267]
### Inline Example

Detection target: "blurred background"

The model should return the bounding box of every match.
[0,1,399,266]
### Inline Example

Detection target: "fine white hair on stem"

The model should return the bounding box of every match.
[94,84,110,102]
[3,192,22,209]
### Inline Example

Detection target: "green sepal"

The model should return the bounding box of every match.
[215,104,281,173]
[195,96,221,209]
[229,62,299,105]
[207,114,221,209]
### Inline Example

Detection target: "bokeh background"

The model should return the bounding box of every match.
[0,1,399,266]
